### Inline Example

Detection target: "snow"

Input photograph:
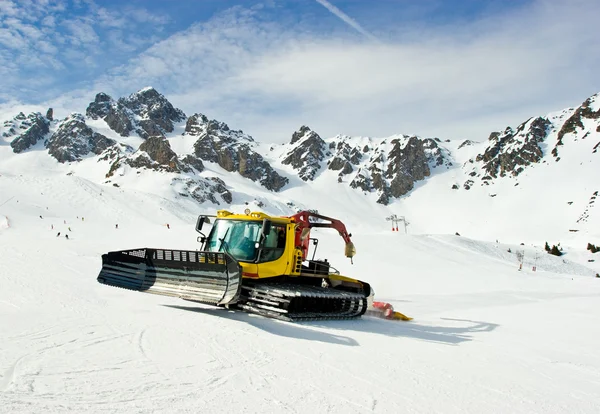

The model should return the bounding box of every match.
[2,90,600,412]
[2,149,600,413]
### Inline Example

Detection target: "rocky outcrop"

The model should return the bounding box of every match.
[120,87,186,138]
[47,113,116,163]
[281,126,329,181]
[128,136,190,173]
[188,113,288,191]
[348,136,447,204]
[327,138,363,179]
[5,112,50,153]
[473,117,550,179]
[86,87,186,139]
[107,136,206,176]
[86,92,133,136]
[458,139,474,149]
[554,95,600,158]
[172,177,232,205]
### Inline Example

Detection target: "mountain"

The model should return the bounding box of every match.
[1,87,599,242]
[460,93,600,187]
[2,88,600,414]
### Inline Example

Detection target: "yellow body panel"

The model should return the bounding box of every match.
[215,210,364,286]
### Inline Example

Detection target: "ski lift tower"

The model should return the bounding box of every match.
[386,214,409,233]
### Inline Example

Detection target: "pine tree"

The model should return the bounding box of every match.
[550,245,563,256]
[545,242,551,252]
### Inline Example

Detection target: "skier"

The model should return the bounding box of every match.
[56,232,61,237]
[68,227,71,232]
[166,223,170,229]
[65,234,69,240]
[39,215,43,219]
[115,224,118,229]
[51,224,54,230]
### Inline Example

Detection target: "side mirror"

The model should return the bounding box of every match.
[196,216,206,233]
[261,219,272,237]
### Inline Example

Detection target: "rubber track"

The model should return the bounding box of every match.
[237,283,368,322]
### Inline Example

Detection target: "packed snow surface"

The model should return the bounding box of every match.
[1,171,600,413]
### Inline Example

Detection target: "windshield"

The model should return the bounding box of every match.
[205,219,262,262]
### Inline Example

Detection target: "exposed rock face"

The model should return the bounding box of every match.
[554,95,600,158]
[86,92,133,136]
[107,136,206,176]
[131,136,190,173]
[328,139,363,178]
[188,113,288,191]
[172,177,232,205]
[458,139,474,149]
[275,131,448,205]
[86,88,186,139]
[120,87,186,138]
[181,154,205,173]
[47,114,116,163]
[281,126,329,181]
[46,108,53,121]
[474,117,550,178]
[5,112,50,153]
[461,93,600,190]
[348,136,445,204]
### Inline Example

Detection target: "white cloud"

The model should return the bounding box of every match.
[3,0,600,146]
[0,0,171,102]
[62,19,99,44]
[83,0,599,144]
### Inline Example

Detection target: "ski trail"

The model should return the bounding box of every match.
[0,355,26,392]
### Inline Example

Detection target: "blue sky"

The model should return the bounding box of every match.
[1,0,599,143]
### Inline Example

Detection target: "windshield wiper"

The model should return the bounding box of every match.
[218,227,231,254]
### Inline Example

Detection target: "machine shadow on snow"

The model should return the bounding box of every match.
[163,305,360,346]
[307,317,499,345]
[164,304,498,346]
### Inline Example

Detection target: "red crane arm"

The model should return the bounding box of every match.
[289,211,356,262]
[290,211,352,243]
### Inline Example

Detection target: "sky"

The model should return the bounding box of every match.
[1,0,599,143]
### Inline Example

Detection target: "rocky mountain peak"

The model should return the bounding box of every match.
[86,88,186,139]
[281,126,329,181]
[460,91,600,190]
[187,113,287,191]
[473,116,550,179]
[4,111,51,154]
[185,113,236,139]
[47,113,116,163]
[119,87,186,139]
[348,135,448,204]
[554,94,600,159]
[290,125,314,144]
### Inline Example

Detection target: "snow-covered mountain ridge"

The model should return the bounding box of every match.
[1,88,599,243]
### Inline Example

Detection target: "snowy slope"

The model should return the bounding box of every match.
[2,88,600,412]
[2,166,600,413]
